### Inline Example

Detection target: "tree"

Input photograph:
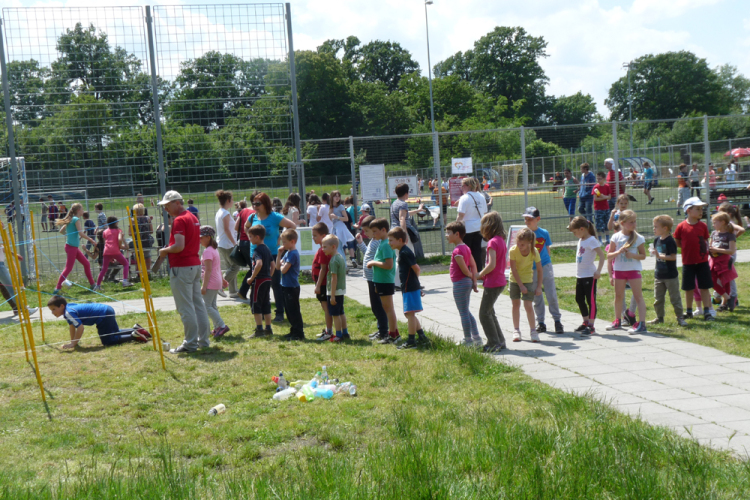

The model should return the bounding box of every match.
[714,64,750,114]
[5,60,49,126]
[545,92,598,126]
[348,81,413,136]
[605,51,726,120]
[355,40,419,91]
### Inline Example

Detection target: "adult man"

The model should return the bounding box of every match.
[158,190,210,353]
[725,160,737,183]
[578,163,596,222]
[605,158,626,210]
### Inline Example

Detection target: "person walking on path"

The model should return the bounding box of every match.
[158,190,211,353]
[214,190,240,297]
[578,163,596,223]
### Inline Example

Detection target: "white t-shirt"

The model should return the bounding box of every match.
[457,191,487,234]
[610,231,646,272]
[307,204,333,233]
[576,235,601,278]
[725,166,737,182]
[215,208,236,249]
[285,206,299,222]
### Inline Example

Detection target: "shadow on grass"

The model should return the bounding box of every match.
[192,349,239,363]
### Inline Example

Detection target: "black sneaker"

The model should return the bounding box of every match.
[482,344,504,353]
[685,310,693,319]
[378,334,400,344]
[574,323,589,332]
[623,311,637,326]
[536,322,547,333]
[280,333,305,341]
[368,331,381,340]
[249,328,267,338]
[554,321,564,334]
[272,314,285,323]
[375,332,389,342]
[580,326,592,336]
[397,338,418,350]
[704,313,715,321]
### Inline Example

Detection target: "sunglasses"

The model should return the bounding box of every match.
[252,202,262,207]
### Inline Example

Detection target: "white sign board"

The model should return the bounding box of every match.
[387,176,419,199]
[452,157,473,175]
[359,164,387,201]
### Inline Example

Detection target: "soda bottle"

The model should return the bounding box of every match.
[321,366,329,385]
[208,404,226,416]
[277,372,288,389]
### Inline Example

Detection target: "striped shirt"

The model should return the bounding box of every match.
[359,238,381,282]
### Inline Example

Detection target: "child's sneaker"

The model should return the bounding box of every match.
[512,330,522,342]
[457,338,474,347]
[693,308,702,317]
[316,331,334,341]
[121,279,133,287]
[677,317,688,327]
[606,320,623,331]
[704,312,715,321]
[471,336,483,347]
[368,331,381,340]
[647,317,664,325]
[530,330,540,343]
[628,321,648,335]
[684,310,693,319]
[623,311,637,326]
[536,322,546,333]
[574,323,589,332]
[398,338,418,350]
[92,285,102,292]
[378,334,400,344]
[214,325,230,338]
[580,326,592,336]
[554,321,564,334]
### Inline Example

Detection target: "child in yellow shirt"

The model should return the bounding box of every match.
[509,228,542,343]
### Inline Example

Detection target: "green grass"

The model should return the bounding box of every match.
[555,262,750,358]
[1,300,750,498]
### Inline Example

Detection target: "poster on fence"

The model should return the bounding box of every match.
[359,164,386,202]
[449,177,463,206]
[387,176,418,199]
[452,157,473,175]
[505,225,525,280]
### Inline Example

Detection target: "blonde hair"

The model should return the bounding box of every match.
[567,216,596,237]
[616,194,629,208]
[480,212,506,240]
[322,234,339,248]
[653,215,673,232]
[133,203,145,217]
[618,210,640,249]
[516,227,535,243]
[55,202,83,227]
[711,212,731,228]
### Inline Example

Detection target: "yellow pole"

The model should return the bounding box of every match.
[7,223,46,403]
[127,208,156,348]
[130,208,165,370]
[0,223,29,362]
[29,211,45,342]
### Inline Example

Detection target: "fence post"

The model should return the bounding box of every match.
[145,6,170,241]
[520,126,528,208]
[349,136,358,224]
[0,18,29,280]
[704,115,712,231]
[612,121,620,201]
[285,3,305,214]
[433,131,445,255]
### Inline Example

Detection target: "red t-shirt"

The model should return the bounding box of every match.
[168,210,201,267]
[674,220,709,265]
[592,183,611,211]
[237,208,256,242]
[312,247,331,283]
[606,169,626,193]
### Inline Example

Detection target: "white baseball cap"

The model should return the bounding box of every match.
[604,158,614,165]
[361,204,371,211]
[157,190,183,206]
[683,197,707,210]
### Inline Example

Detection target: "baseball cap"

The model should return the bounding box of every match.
[200,225,215,237]
[522,207,540,218]
[604,158,614,165]
[157,190,183,206]
[361,203,371,211]
[683,197,707,210]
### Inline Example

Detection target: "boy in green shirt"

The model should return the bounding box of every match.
[367,218,400,343]
[323,235,349,342]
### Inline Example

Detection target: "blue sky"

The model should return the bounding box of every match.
[4,0,748,116]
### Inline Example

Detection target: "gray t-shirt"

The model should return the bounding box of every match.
[390,199,415,230]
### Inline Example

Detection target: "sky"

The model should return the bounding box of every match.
[4,0,749,116]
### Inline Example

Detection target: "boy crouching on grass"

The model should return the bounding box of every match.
[48,295,151,349]
[388,227,429,350]
[322,234,350,342]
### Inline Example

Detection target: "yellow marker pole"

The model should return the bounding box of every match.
[0,223,29,362]
[7,223,46,403]
[130,208,165,370]
[126,208,156,346]
[29,211,45,342]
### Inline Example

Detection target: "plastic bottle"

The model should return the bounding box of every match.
[208,404,226,416]
[272,373,288,390]
[273,387,296,401]
[314,387,334,399]
[321,366,328,385]
[290,380,309,388]
[319,384,337,392]
[313,371,323,384]
[300,384,315,402]
[335,382,357,396]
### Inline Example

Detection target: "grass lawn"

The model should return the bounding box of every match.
[1,300,750,498]
[555,262,750,358]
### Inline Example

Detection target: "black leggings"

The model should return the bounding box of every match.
[368,280,388,335]
[575,277,598,319]
[463,231,484,272]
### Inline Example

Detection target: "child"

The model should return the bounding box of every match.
[47,196,58,230]
[643,161,655,204]
[674,197,713,321]
[446,221,481,346]
[322,235,349,342]
[48,295,150,349]
[508,227,542,342]
[676,164,691,216]
[367,217,400,343]
[649,215,687,326]
[477,212,508,351]
[186,199,199,220]
[278,229,304,340]
[246,225,275,337]
[54,203,97,294]
[522,207,563,334]
[311,222,334,341]
[567,217,605,335]
[388,227,428,349]
[329,190,356,266]
[40,198,48,232]
[200,226,230,338]
[356,216,389,342]
[716,202,745,308]
[562,168,578,222]
[82,211,96,250]
[608,194,638,326]
[709,212,737,312]
[95,202,106,229]
[606,210,648,334]
[94,216,132,291]
[593,171,612,243]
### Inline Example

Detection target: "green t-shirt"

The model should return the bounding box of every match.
[372,238,396,284]
[327,253,347,295]
[66,216,80,247]
[563,178,577,198]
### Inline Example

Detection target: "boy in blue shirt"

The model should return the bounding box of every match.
[643,161,655,205]
[277,229,304,341]
[523,207,563,334]
[47,296,151,349]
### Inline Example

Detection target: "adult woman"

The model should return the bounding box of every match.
[215,190,240,297]
[456,177,487,272]
[239,192,296,322]
[132,203,154,272]
[329,190,356,266]
[54,203,97,294]
[283,193,304,226]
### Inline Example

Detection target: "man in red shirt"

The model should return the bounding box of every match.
[158,190,210,353]
[605,158,626,211]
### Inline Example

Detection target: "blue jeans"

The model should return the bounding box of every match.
[578,197,593,222]
[563,197,576,216]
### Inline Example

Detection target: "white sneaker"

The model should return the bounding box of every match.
[530,330,540,343]
[121,279,133,287]
[92,285,102,292]
[710,309,717,318]
[512,330,522,342]
[218,289,227,297]
[26,307,38,316]
[693,308,702,316]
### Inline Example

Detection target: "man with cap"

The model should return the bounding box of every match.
[605,158,626,211]
[158,190,211,353]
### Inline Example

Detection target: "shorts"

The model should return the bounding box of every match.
[402,289,423,313]
[251,278,272,315]
[563,197,576,216]
[96,306,120,346]
[682,262,712,291]
[509,282,534,302]
[644,181,653,190]
[315,283,327,302]
[375,282,395,296]
[613,270,642,280]
[327,294,345,316]
[595,210,609,234]
[345,240,357,251]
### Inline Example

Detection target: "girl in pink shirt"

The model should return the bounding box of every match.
[94,217,131,290]
[447,221,480,346]
[200,226,230,338]
[477,213,507,351]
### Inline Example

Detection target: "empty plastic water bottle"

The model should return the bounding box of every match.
[289,380,309,388]
[273,387,296,401]
[208,404,226,416]
[321,366,329,385]
[299,384,315,402]
[314,387,333,399]
[318,384,337,392]
[272,372,288,390]
[335,382,357,396]
[313,371,323,384]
